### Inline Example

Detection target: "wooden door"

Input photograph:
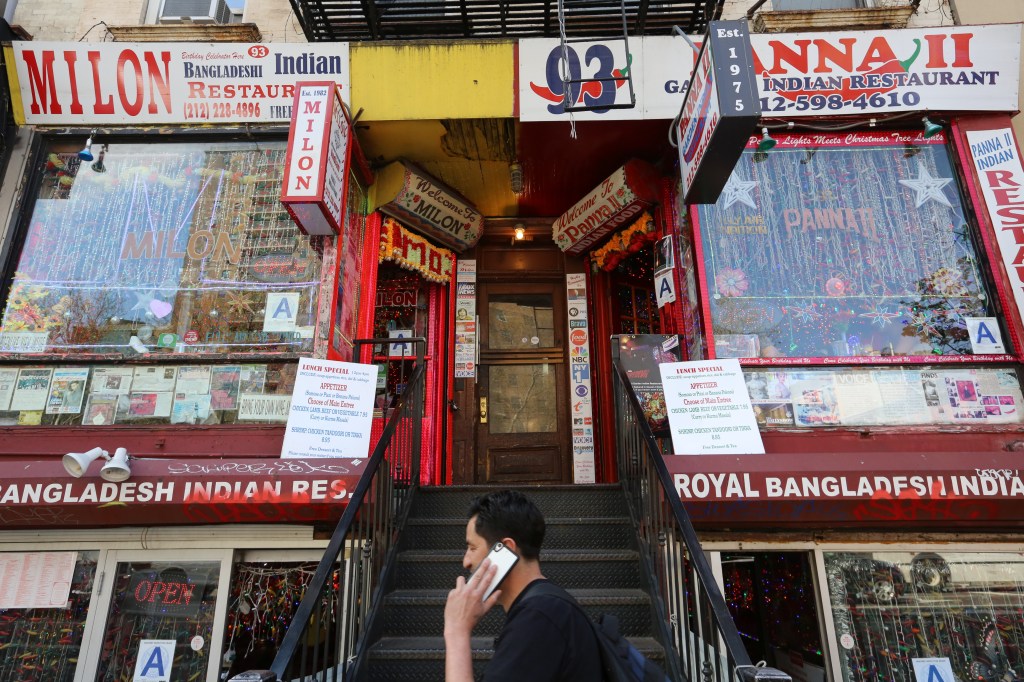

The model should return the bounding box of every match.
[475,281,570,483]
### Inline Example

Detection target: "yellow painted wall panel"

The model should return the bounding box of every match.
[351,41,514,120]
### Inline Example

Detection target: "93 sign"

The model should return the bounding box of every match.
[528,43,634,115]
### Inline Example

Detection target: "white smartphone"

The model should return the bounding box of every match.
[475,541,519,601]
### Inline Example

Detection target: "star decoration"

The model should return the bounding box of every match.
[787,304,822,323]
[859,306,901,327]
[130,289,159,313]
[907,311,940,338]
[898,161,953,208]
[225,290,260,318]
[720,174,759,210]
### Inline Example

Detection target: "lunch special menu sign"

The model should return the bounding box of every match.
[660,358,765,455]
[281,358,376,459]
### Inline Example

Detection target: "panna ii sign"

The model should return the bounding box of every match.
[677,20,760,205]
[966,127,1024,336]
[553,159,661,254]
[281,82,352,236]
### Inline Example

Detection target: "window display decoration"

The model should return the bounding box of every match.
[1,141,321,356]
[221,562,338,678]
[378,217,454,284]
[695,131,1001,360]
[591,212,659,272]
[743,366,1022,428]
[825,551,1024,682]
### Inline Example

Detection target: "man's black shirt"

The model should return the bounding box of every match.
[485,578,603,681]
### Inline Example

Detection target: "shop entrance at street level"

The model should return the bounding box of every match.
[720,551,826,682]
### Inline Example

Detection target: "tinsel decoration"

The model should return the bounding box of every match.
[378,218,454,284]
[591,212,660,272]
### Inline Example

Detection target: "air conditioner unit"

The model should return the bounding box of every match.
[160,0,232,23]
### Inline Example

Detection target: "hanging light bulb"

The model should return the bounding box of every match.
[509,161,524,194]
[922,116,943,139]
[91,144,108,173]
[78,131,96,162]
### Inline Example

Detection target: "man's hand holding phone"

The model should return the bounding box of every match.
[444,559,500,640]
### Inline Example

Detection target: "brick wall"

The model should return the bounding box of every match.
[243,0,306,43]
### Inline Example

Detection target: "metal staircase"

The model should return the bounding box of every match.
[363,485,668,680]
[230,340,791,682]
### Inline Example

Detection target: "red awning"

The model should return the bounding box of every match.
[0,457,365,529]
[664,451,1024,529]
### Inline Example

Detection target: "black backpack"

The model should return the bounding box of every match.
[524,582,671,682]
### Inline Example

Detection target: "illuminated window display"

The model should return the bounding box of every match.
[826,551,1024,682]
[1,140,320,356]
[695,131,1002,360]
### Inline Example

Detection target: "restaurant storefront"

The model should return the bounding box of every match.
[1,18,1024,682]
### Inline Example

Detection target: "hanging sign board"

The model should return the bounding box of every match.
[6,42,350,125]
[280,82,352,236]
[678,20,761,205]
[552,159,661,254]
[374,161,483,252]
[126,569,207,617]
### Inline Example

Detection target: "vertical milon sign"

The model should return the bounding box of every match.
[281,81,352,236]
[677,20,760,204]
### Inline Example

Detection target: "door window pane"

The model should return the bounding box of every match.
[696,133,998,359]
[0,551,97,682]
[825,551,1024,682]
[95,561,220,682]
[490,364,557,433]
[2,140,320,356]
[488,294,555,350]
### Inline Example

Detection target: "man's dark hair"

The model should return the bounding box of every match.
[468,490,545,561]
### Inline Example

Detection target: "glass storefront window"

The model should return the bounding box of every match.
[743,365,1023,428]
[696,131,1000,360]
[96,560,221,682]
[1,139,320,356]
[0,361,295,425]
[825,551,1024,682]
[0,551,97,682]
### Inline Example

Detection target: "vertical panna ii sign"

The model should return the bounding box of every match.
[659,359,765,454]
[966,127,1024,331]
[281,358,376,459]
[280,81,352,236]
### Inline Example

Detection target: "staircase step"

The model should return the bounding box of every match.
[394,549,642,590]
[381,588,654,638]
[403,516,635,551]
[410,484,628,519]
[365,635,667,681]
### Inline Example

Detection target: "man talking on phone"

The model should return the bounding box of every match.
[443,490,603,681]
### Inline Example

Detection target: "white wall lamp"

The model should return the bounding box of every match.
[62,446,132,482]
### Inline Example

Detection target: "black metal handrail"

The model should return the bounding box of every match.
[230,339,426,682]
[611,354,791,682]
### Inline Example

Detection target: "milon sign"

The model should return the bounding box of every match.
[5,42,350,124]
